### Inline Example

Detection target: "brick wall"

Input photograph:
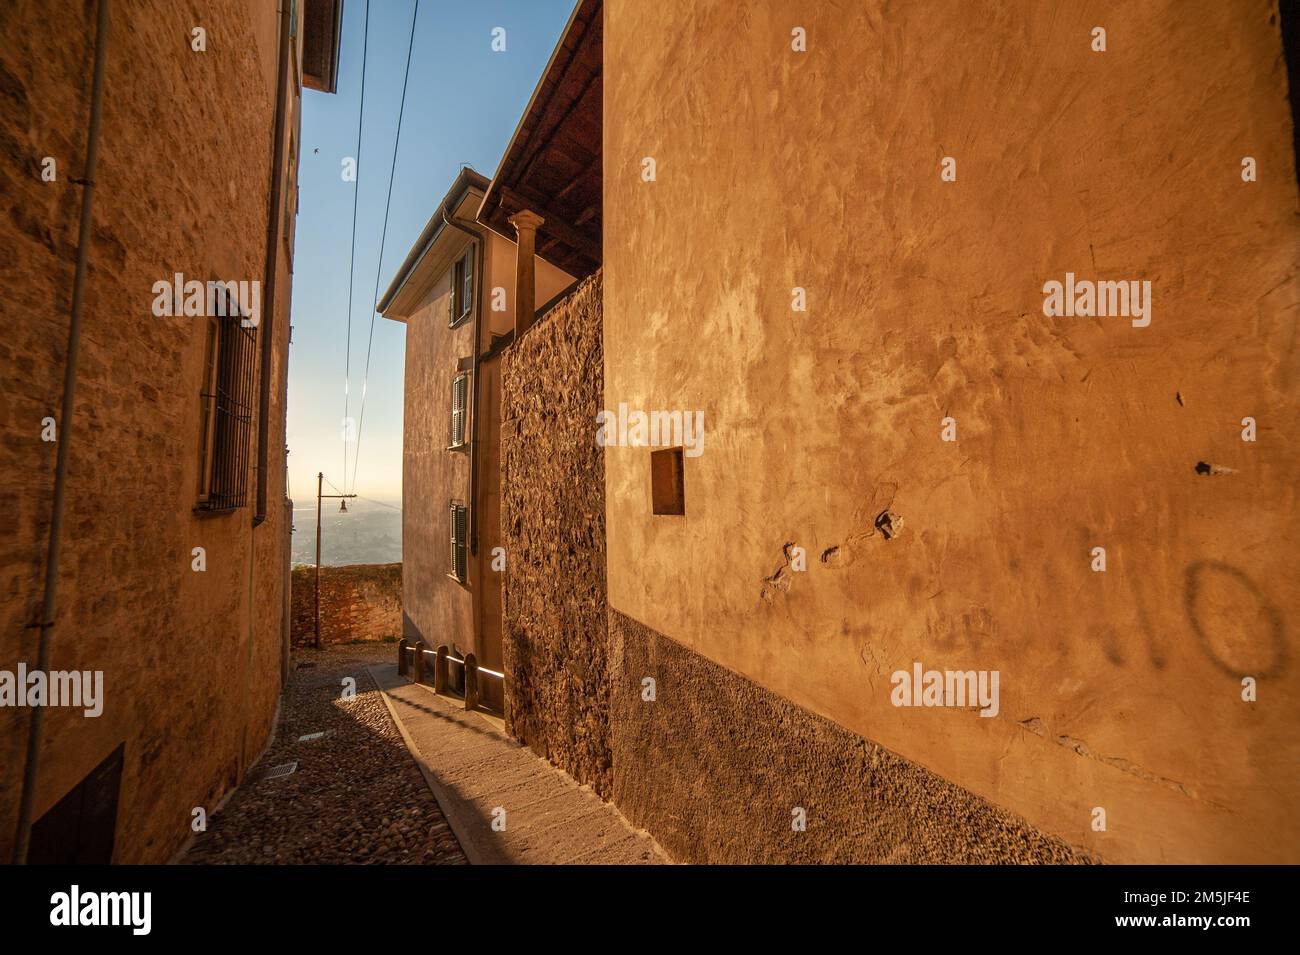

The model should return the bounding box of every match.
[290,563,402,647]
[500,271,611,796]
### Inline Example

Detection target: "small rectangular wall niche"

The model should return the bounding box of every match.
[651,447,685,515]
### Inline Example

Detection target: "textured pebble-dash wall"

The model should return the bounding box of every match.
[609,609,1092,864]
[500,272,611,796]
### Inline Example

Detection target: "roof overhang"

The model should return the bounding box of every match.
[477,0,602,279]
[379,168,490,321]
[303,0,344,94]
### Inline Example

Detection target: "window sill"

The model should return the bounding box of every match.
[448,313,472,330]
[446,442,470,453]
[446,573,469,587]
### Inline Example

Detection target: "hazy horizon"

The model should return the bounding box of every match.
[290,496,402,567]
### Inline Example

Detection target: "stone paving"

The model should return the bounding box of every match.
[182,644,467,865]
[370,663,668,865]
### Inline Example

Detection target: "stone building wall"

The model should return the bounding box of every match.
[290,564,402,647]
[500,272,611,796]
[0,0,296,863]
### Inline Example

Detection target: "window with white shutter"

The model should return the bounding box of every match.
[449,371,469,449]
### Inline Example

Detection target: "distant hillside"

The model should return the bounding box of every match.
[291,497,401,567]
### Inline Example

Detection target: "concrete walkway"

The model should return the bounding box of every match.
[369,664,668,865]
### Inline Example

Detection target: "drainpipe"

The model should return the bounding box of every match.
[12,0,111,865]
[254,0,292,527]
[440,208,487,556]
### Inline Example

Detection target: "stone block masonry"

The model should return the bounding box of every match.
[500,271,612,797]
[290,563,402,647]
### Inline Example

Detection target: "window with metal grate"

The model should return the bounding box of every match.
[197,292,258,511]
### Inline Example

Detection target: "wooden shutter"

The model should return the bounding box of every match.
[449,502,467,580]
[447,265,457,325]
[461,247,474,320]
[449,502,458,577]
[450,372,468,447]
[455,505,468,580]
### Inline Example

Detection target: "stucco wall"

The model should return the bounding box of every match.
[500,272,611,795]
[400,271,475,657]
[0,0,294,862]
[603,0,1299,863]
[484,229,576,340]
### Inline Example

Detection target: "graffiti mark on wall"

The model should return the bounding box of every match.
[1184,561,1287,679]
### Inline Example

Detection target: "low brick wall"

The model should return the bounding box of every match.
[500,271,611,797]
[290,563,402,647]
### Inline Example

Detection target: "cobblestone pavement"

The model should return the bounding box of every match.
[182,643,467,865]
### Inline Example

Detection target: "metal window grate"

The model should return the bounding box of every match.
[198,296,258,511]
[449,502,467,581]
[257,761,298,781]
[449,371,469,448]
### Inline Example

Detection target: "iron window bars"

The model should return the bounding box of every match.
[197,295,258,511]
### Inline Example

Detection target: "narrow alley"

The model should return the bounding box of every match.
[182,643,664,866]
[182,646,466,866]
[2,0,1297,938]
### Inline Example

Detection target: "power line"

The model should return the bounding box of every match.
[350,0,421,495]
[356,495,402,512]
[341,0,371,498]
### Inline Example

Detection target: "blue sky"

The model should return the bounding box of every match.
[287,0,574,503]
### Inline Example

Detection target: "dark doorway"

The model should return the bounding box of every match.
[28,743,125,864]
